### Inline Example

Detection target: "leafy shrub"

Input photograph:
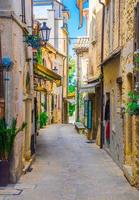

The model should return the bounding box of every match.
[69,104,75,117]
[40,112,48,128]
[126,92,139,115]
[0,118,27,161]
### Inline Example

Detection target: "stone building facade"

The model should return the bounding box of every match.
[0,0,34,183]
[88,0,139,187]
[33,0,69,124]
[74,37,89,124]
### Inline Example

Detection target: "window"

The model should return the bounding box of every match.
[21,0,26,23]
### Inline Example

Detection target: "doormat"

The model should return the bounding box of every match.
[0,188,22,195]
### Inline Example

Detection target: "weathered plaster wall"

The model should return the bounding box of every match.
[0,0,33,183]
[103,57,124,168]
[121,0,139,186]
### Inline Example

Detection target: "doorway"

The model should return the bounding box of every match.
[104,93,110,147]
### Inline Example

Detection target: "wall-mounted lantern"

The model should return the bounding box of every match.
[25,22,51,49]
[40,22,51,43]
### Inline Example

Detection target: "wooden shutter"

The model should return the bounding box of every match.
[21,0,26,23]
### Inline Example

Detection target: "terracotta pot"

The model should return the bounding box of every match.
[0,160,9,186]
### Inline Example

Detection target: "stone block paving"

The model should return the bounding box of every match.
[1,124,139,200]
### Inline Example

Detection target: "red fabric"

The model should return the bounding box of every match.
[106,121,110,140]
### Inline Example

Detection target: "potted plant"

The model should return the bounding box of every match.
[40,112,48,128]
[0,118,27,186]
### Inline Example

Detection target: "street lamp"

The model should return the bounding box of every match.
[40,22,51,43]
[24,22,51,48]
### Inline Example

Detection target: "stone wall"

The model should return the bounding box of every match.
[89,0,139,186]
[0,0,33,183]
[121,0,139,187]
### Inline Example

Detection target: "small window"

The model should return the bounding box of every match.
[21,0,26,23]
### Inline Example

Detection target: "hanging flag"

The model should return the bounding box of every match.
[76,0,88,29]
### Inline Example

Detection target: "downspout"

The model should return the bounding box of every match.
[66,34,69,124]
[76,52,80,122]
[0,32,5,120]
[99,0,105,149]
[62,56,66,123]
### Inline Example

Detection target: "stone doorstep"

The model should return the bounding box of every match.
[0,188,22,196]
[123,165,134,186]
[22,154,36,174]
[75,122,85,135]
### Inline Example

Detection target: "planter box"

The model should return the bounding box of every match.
[0,160,9,186]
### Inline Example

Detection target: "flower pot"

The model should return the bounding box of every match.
[0,160,9,186]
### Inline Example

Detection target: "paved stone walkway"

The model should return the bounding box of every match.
[1,124,139,200]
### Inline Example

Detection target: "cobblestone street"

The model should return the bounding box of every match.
[1,124,139,200]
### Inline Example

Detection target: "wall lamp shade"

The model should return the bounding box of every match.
[40,22,51,42]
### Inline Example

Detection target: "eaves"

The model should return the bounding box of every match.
[99,47,121,67]
[0,10,29,33]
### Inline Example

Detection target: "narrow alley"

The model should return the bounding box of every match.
[1,125,139,200]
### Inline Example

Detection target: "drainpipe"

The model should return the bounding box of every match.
[99,0,105,149]
[62,56,66,123]
[0,32,5,119]
[76,52,80,122]
[66,34,69,123]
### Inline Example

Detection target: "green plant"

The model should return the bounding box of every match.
[126,91,139,115]
[68,104,75,117]
[40,112,48,128]
[0,118,27,161]
[68,57,76,117]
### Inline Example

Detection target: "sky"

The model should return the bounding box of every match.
[62,0,88,57]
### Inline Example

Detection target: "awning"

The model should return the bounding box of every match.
[80,81,100,93]
[34,86,47,93]
[67,92,75,99]
[34,64,62,87]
